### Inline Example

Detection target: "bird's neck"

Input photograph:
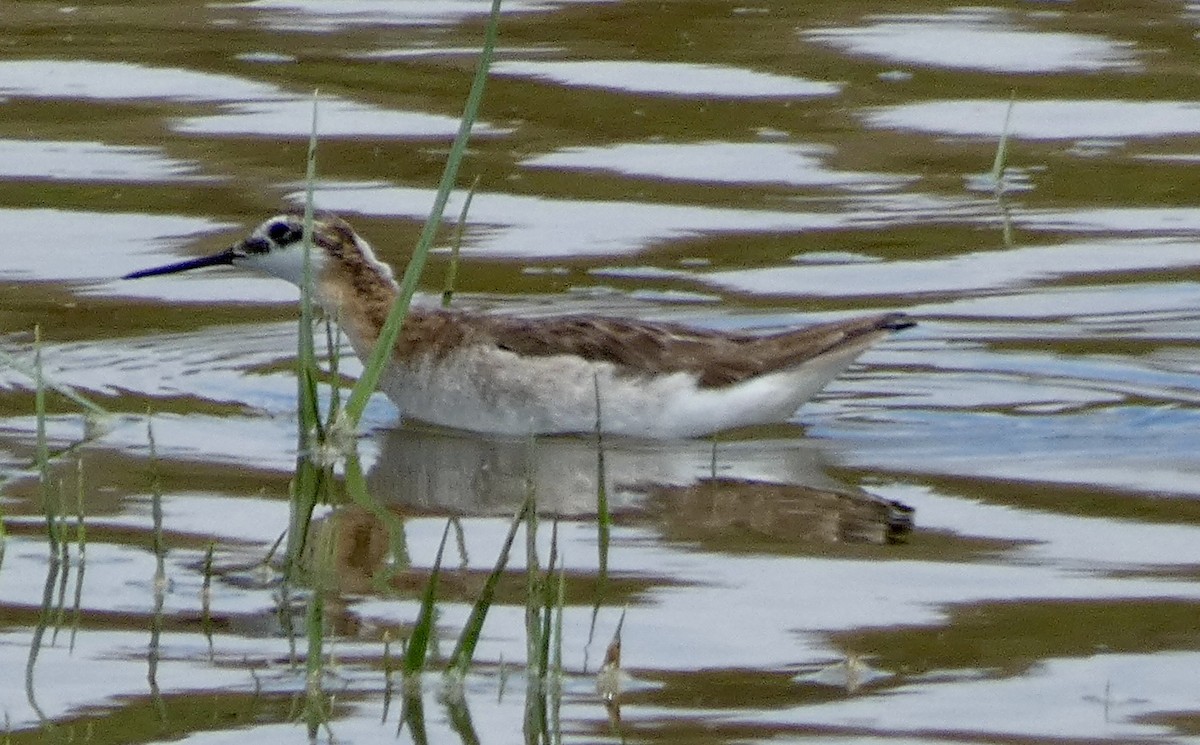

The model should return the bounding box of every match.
[314,256,404,361]
[312,252,474,365]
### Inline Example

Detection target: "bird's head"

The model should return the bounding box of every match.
[123,211,395,289]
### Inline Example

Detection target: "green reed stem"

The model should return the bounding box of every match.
[73,458,86,556]
[0,346,108,420]
[303,520,338,739]
[592,375,610,563]
[445,691,482,745]
[0,483,6,568]
[398,685,429,744]
[404,520,452,676]
[304,583,328,739]
[33,327,61,554]
[323,316,341,418]
[381,630,395,724]
[298,90,322,432]
[202,541,215,661]
[344,450,410,574]
[537,521,559,682]
[589,376,610,649]
[549,562,565,745]
[69,459,86,652]
[25,546,59,728]
[446,496,531,680]
[524,479,541,686]
[51,481,71,639]
[990,91,1016,186]
[441,174,481,308]
[147,417,168,722]
[286,90,327,574]
[345,0,502,424]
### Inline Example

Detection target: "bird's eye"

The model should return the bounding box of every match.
[267,221,296,243]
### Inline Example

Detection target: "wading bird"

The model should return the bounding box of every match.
[125,212,913,438]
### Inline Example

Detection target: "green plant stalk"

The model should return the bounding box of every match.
[990,91,1016,184]
[263,529,287,569]
[403,520,452,675]
[323,314,342,420]
[298,90,322,432]
[446,497,531,678]
[550,563,565,745]
[25,547,60,727]
[147,419,165,569]
[398,685,429,745]
[345,0,502,424]
[593,375,610,568]
[304,522,339,738]
[68,459,86,652]
[589,376,610,647]
[522,678,542,745]
[445,691,482,745]
[0,346,108,420]
[441,174,481,308]
[277,580,300,670]
[304,585,327,738]
[202,541,215,661]
[451,516,469,570]
[51,481,71,640]
[286,90,326,573]
[524,479,541,687]
[147,417,168,722]
[537,521,559,682]
[530,520,560,745]
[33,327,61,554]
[381,630,396,724]
[344,451,410,573]
[73,458,86,556]
[0,479,6,566]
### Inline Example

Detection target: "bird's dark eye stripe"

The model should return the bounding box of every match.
[243,237,271,254]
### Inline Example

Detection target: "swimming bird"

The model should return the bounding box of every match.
[124,212,913,438]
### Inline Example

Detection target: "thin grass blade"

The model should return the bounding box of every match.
[990,91,1016,185]
[446,496,531,679]
[345,0,503,424]
[403,520,453,675]
[33,327,60,554]
[304,585,327,738]
[146,420,167,722]
[537,520,559,682]
[445,692,482,745]
[298,88,323,434]
[549,561,565,745]
[441,174,481,307]
[285,90,326,573]
[399,686,430,745]
[0,346,109,420]
[344,450,410,573]
[593,375,611,570]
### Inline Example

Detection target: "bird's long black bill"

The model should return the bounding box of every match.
[123,248,238,279]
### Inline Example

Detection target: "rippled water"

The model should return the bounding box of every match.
[4,1,1200,743]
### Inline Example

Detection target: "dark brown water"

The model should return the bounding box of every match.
[4,1,1200,743]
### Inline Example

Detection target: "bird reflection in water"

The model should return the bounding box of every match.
[311,427,913,591]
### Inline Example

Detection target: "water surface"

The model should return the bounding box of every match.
[3,1,1200,743]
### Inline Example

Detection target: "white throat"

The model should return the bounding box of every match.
[239,243,329,288]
